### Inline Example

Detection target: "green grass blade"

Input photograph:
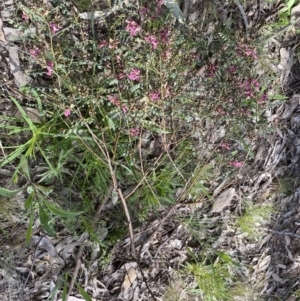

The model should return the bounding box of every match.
[25,193,34,245]
[77,284,93,301]
[0,186,23,198]
[43,199,85,217]
[10,96,36,132]
[39,203,57,237]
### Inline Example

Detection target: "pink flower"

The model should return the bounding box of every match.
[107,95,127,113]
[29,48,40,57]
[140,7,149,15]
[118,72,126,80]
[128,68,140,81]
[157,0,164,7]
[162,49,172,61]
[145,35,159,49]
[252,80,260,89]
[129,128,140,137]
[258,93,268,105]
[237,43,258,60]
[98,40,108,48]
[64,109,71,117]
[46,61,54,76]
[220,143,231,150]
[228,160,243,168]
[125,20,141,36]
[122,105,128,114]
[245,48,258,60]
[21,12,29,20]
[159,28,171,44]
[206,63,217,78]
[107,95,120,107]
[116,55,122,64]
[149,91,160,102]
[228,65,236,73]
[50,23,60,35]
[216,105,227,116]
[240,79,260,98]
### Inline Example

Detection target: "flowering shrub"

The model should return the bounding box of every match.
[128,68,141,81]
[4,0,273,257]
[125,19,141,36]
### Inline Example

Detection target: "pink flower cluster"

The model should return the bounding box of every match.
[227,65,236,73]
[128,68,140,81]
[228,160,243,168]
[159,28,171,44]
[220,142,231,150]
[129,128,140,137]
[98,40,108,48]
[64,109,71,117]
[29,48,40,57]
[237,43,258,60]
[125,20,141,36]
[46,61,54,76]
[107,95,127,113]
[50,23,60,35]
[145,35,158,49]
[216,105,227,116]
[258,92,268,105]
[240,79,260,98]
[206,63,217,78]
[149,91,160,102]
[21,12,29,20]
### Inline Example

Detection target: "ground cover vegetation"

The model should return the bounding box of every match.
[0,0,298,300]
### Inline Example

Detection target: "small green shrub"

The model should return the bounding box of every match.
[236,200,274,240]
[186,256,233,301]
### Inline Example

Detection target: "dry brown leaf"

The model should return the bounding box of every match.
[257,255,271,272]
[271,272,285,284]
[292,3,300,15]
[8,45,30,87]
[57,297,98,301]
[121,267,137,294]
[0,18,7,42]
[13,107,43,123]
[278,48,294,85]
[210,188,236,213]
[282,94,300,119]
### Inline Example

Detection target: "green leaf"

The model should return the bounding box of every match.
[25,191,34,209]
[0,143,28,168]
[62,274,68,301]
[62,277,68,301]
[39,204,56,237]
[36,185,53,195]
[106,116,115,130]
[20,158,31,180]
[31,89,43,113]
[10,96,36,132]
[0,186,23,198]
[26,193,34,244]
[279,0,298,15]
[108,79,119,85]
[130,84,140,92]
[269,94,287,100]
[43,200,85,217]
[77,284,93,301]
